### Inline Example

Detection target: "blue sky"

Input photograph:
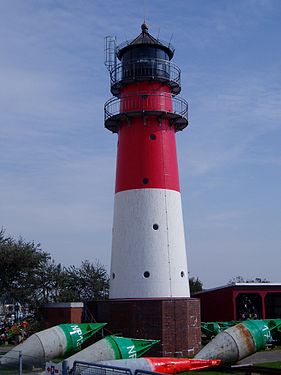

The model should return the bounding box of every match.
[0,0,280,288]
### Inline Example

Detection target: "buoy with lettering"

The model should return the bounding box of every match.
[195,320,272,364]
[0,323,106,368]
[54,335,159,372]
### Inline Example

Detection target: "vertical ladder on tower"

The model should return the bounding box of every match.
[104,36,117,72]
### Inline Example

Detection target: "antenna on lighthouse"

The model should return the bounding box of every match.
[157,27,160,40]
[168,33,174,48]
[104,36,117,71]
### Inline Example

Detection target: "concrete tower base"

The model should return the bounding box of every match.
[90,298,201,357]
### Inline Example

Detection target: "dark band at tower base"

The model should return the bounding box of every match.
[90,298,201,356]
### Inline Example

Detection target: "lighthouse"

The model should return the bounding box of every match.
[105,23,190,299]
[100,23,200,356]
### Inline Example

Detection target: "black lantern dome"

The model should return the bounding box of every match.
[116,23,174,61]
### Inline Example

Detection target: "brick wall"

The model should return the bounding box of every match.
[90,298,201,356]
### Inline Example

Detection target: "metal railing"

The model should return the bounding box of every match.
[110,59,181,95]
[0,349,45,374]
[73,361,132,375]
[72,361,281,375]
[72,361,161,375]
[104,93,188,122]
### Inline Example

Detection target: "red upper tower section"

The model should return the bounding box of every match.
[104,23,188,193]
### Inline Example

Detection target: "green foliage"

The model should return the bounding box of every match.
[55,260,109,302]
[0,228,109,308]
[189,276,203,294]
[228,276,270,284]
[0,228,50,308]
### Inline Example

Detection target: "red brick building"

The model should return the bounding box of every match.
[41,302,84,328]
[194,283,281,322]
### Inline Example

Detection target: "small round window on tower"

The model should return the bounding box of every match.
[153,224,159,230]
[181,271,185,278]
[150,134,156,140]
[143,178,149,184]
[143,271,150,278]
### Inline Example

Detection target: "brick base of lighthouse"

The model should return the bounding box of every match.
[89,298,201,356]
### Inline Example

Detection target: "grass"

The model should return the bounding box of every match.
[257,360,281,368]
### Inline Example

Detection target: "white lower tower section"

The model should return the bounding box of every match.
[109,188,190,299]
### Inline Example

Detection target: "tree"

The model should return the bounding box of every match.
[34,260,66,304]
[57,260,109,302]
[0,228,50,308]
[0,229,110,309]
[189,276,203,294]
[228,276,270,285]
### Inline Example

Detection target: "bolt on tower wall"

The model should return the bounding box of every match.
[104,23,190,299]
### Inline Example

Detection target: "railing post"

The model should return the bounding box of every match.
[18,351,22,375]
[62,360,69,375]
